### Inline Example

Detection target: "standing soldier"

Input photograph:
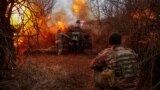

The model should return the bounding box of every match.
[56,29,69,55]
[75,19,82,32]
[71,20,83,52]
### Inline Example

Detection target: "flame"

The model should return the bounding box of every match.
[57,21,66,31]
[10,2,31,26]
[10,0,89,53]
[14,36,23,47]
[73,0,85,15]
[11,2,49,48]
[73,5,79,15]
[131,9,156,20]
[11,2,32,47]
[72,0,88,19]
[73,0,85,14]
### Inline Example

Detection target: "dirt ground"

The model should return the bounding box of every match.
[0,54,95,90]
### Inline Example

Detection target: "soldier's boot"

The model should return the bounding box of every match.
[58,49,62,55]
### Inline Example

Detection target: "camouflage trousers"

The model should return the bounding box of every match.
[114,77,137,90]
[94,76,137,90]
[57,40,63,55]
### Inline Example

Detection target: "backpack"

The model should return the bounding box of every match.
[101,68,115,87]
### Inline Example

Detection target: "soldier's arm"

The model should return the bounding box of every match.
[127,48,138,59]
[62,33,70,38]
[89,49,109,69]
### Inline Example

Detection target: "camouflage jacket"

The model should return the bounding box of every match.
[90,46,138,79]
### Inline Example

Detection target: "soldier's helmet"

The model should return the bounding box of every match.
[76,20,81,24]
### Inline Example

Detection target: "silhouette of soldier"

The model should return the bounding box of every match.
[56,29,69,55]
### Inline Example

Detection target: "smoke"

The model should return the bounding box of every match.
[51,0,77,25]
[50,0,89,26]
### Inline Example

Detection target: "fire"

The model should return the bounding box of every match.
[131,9,156,20]
[11,2,32,47]
[73,5,79,15]
[57,21,66,31]
[73,0,85,14]
[9,0,89,53]
[14,37,23,47]
[10,2,31,26]
[11,2,50,50]
[72,0,88,19]
[73,0,85,15]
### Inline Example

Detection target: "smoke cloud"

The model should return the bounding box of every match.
[52,0,77,25]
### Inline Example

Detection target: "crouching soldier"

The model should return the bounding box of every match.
[90,32,139,90]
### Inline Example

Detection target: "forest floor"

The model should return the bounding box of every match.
[0,53,95,90]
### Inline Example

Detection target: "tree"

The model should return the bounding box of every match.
[89,0,160,89]
[0,0,15,69]
[0,0,56,69]
[16,0,55,50]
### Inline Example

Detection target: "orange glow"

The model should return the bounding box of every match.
[11,2,50,48]
[131,9,156,20]
[57,21,66,31]
[73,5,79,14]
[11,0,89,53]
[11,2,32,47]
[72,0,87,18]
[14,37,24,47]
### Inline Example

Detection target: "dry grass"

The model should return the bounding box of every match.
[0,54,94,90]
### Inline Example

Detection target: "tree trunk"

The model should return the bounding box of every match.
[0,0,15,69]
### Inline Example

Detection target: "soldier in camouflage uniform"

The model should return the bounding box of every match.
[56,29,69,55]
[90,33,138,90]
